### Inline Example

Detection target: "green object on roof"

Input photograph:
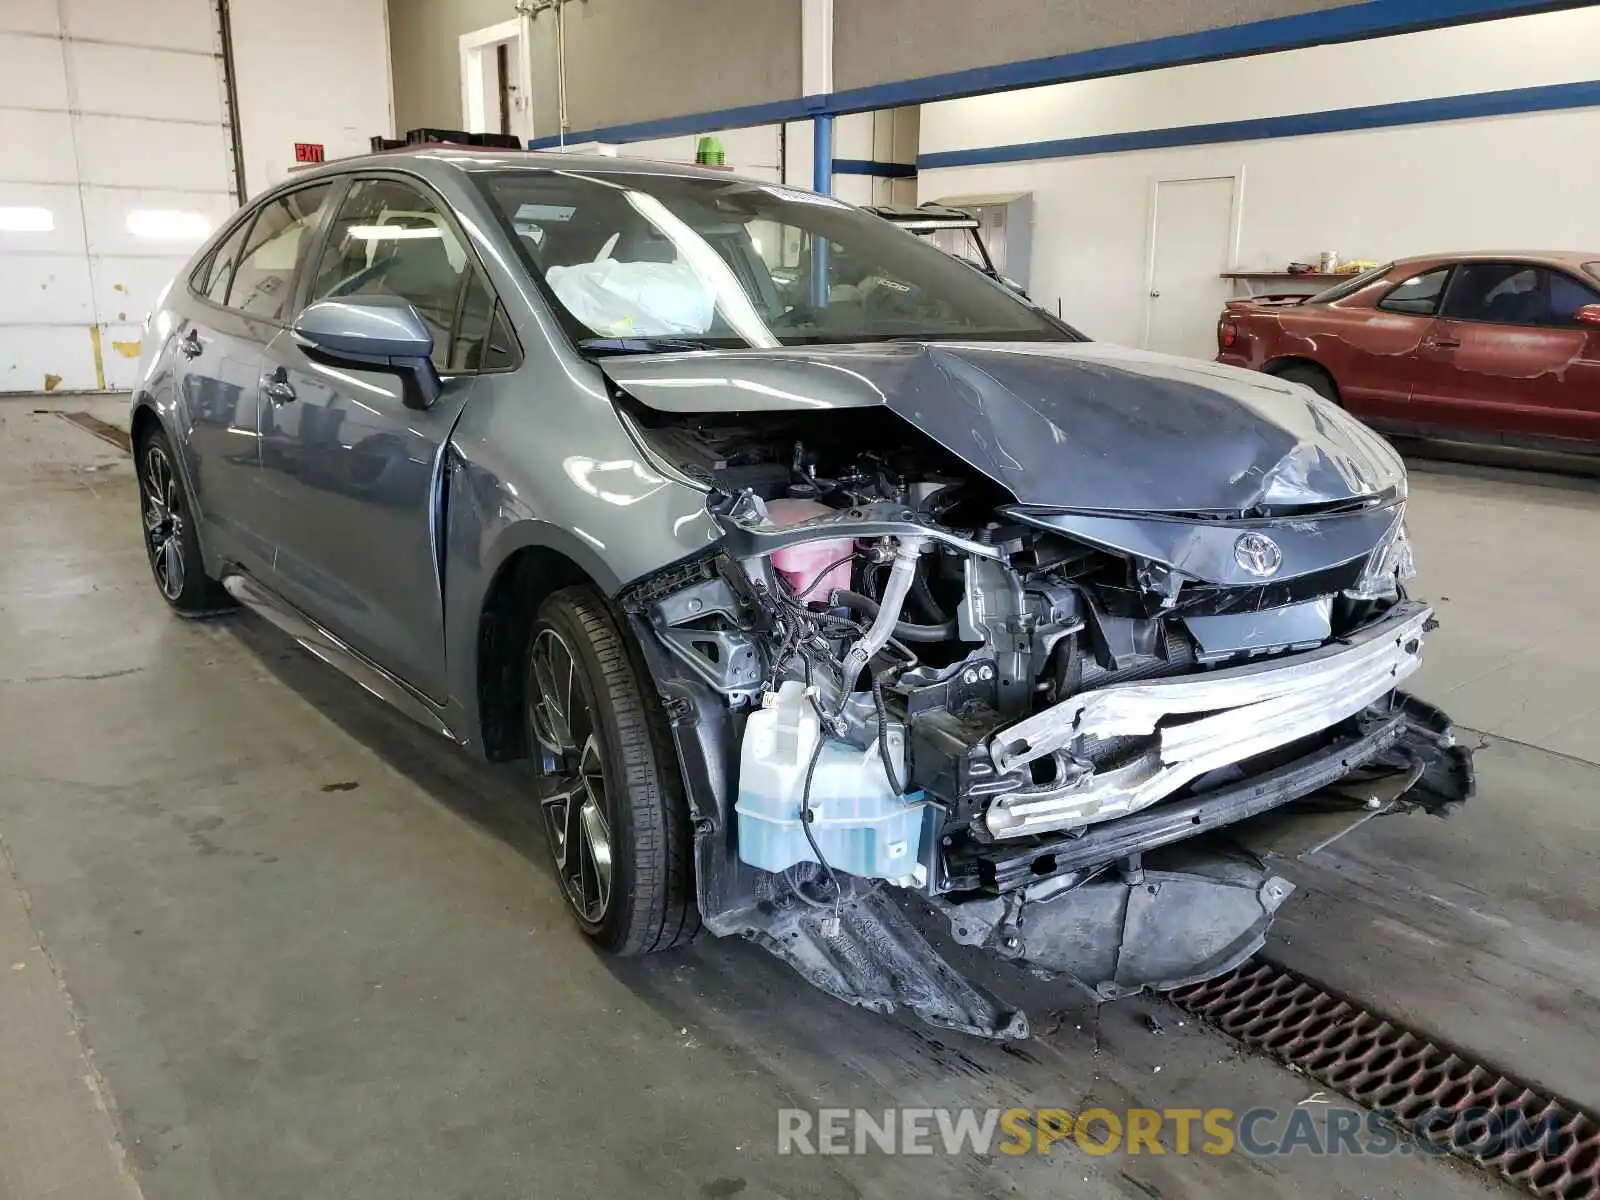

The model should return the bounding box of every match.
[695,135,725,166]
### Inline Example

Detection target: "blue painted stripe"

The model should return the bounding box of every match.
[528,95,822,150]
[526,0,1562,150]
[832,159,918,178]
[826,0,1572,114]
[917,79,1600,169]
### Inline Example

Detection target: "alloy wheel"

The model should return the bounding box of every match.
[142,445,186,600]
[529,628,614,923]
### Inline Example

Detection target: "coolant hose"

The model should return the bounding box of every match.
[831,590,956,643]
[837,537,929,697]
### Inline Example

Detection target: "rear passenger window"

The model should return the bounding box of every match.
[227,184,333,320]
[201,220,252,305]
[1376,268,1450,316]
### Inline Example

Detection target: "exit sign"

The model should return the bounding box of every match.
[294,142,325,163]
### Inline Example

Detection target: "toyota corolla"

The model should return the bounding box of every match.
[130,150,1473,1037]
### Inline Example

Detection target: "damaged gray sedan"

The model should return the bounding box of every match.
[131,151,1472,1039]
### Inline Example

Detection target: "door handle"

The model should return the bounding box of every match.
[1427,338,1461,350]
[1149,290,1161,298]
[179,330,203,359]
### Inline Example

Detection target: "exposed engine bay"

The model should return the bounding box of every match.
[618,392,1474,1038]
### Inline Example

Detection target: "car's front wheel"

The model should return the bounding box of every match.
[525,585,699,955]
[135,427,233,617]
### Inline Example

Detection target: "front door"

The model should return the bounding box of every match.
[1410,262,1600,443]
[1336,264,1452,427]
[257,175,508,700]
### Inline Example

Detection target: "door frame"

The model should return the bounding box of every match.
[1141,170,1245,350]
[459,18,535,140]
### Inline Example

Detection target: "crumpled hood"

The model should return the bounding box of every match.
[601,340,1405,513]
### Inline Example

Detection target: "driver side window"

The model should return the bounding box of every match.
[1441,262,1600,328]
[308,179,470,368]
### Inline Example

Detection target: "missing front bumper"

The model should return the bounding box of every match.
[984,601,1434,838]
[952,692,1473,894]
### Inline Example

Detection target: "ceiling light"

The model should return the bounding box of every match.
[347,225,443,240]
[126,210,212,240]
[0,206,54,233]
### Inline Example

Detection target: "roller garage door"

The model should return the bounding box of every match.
[0,0,239,394]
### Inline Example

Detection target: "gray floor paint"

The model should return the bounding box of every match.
[2,394,1592,1199]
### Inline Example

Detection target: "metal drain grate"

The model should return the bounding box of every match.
[1171,960,1600,1198]
[57,411,131,453]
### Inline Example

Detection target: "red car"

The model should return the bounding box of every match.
[1217,252,1600,449]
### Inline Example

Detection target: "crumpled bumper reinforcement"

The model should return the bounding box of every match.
[985,601,1433,838]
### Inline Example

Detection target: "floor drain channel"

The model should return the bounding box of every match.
[57,411,131,454]
[1170,959,1600,1198]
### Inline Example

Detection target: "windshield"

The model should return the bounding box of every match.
[1304,262,1395,305]
[475,169,1072,350]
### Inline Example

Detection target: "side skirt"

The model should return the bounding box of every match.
[221,570,459,743]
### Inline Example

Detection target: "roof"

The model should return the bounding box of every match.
[337,145,765,183]
[1396,250,1600,270]
[867,203,980,230]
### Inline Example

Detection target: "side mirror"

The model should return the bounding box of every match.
[1575,304,1600,328]
[292,296,442,409]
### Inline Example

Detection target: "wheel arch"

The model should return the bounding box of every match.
[129,398,164,453]
[1264,355,1339,389]
[474,540,606,762]
[130,396,229,573]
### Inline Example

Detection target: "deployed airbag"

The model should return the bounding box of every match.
[546,258,712,337]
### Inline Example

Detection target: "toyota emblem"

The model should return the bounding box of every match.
[1233,532,1283,578]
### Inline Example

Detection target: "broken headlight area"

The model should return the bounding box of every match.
[620,406,1473,1038]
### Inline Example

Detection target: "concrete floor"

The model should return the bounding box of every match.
[1,394,1595,1199]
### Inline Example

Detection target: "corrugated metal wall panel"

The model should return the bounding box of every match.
[0,0,236,393]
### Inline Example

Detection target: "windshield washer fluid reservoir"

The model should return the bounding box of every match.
[737,680,931,888]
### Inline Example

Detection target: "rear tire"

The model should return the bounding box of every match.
[525,585,699,955]
[135,427,234,617]
[1274,362,1341,405]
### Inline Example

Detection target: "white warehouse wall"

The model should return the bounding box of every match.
[918,7,1600,349]
[0,0,395,392]
[231,0,395,197]
[0,0,237,393]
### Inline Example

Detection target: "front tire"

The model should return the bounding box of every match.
[525,585,699,955]
[135,427,233,617]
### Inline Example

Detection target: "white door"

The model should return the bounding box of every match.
[460,19,533,140]
[0,0,238,394]
[1145,177,1235,360]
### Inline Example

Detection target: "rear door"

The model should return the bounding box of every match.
[256,174,518,700]
[1411,262,1600,442]
[184,180,336,569]
[175,210,275,572]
